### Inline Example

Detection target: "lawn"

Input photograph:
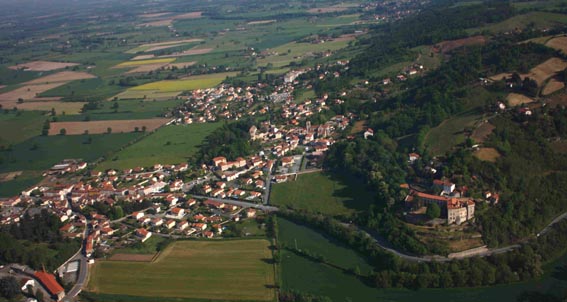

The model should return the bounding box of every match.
[130,72,237,93]
[278,219,567,302]
[270,172,374,216]
[87,240,276,301]
[95,123,222,170]
[0,132,143,172]
[0,111,45,147]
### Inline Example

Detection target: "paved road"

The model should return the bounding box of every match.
[191,195,279,212]
[538,211,567,236]
[263,169,272,205]
[278,168,323,177]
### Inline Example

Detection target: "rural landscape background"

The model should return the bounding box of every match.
[1,0,567,302]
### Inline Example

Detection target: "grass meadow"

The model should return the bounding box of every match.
[0,111,45,146]
[130,72,237,92]
[57,99,182,122]
[96,123,222,170]
[270,172,374,216]
[87,240,276,301]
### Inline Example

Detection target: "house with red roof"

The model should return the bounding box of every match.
[34,270,65,301]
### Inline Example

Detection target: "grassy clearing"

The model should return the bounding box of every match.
[130,72,237,92]
[0,132,143,172]
[473,147,501,162]
[114,90,181,101]
[424,111,481,156]
[277,217,372,274]
[270,172,374,217]
[87,240,275,301]
[112,236,167,255]
[0,111,45,146]
[96,123,222,170]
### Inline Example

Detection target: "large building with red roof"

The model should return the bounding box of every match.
[33,270,65,301]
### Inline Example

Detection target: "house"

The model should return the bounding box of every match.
[171,207,185,218]
[178,220,189,231]
[33,270,65,301]
[193,223,208,231]
[136,228,152,242]
[132,211,144,220]
[274,175,288,183]
[203,231,214,238]
[138,216,151,225]
[408,153,420,163]
[101,227,115,236]
[255,180,265,189]
[152,217,164,227]
[186,198,197,207]
[249,191,262,199]
[246,208,257,218]
[204,199,225,209]
[165,219,176,229]
[212,156,227,167]
[364,128,374,140]
[281,157,294,167]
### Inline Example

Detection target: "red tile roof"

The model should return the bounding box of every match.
[34,271,64,296]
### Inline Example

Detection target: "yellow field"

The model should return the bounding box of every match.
[474,148,501,162]
[130,72,237,92]
[543,79,565,96]
[113,90,181,100]
[87,240,275,301]
[115,58,176,68]
[506,93,534,106]
[546,35,567,54]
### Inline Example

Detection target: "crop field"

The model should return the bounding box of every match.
[0,83,66,101]
[47,118,170,135]
[23,71,96,85]
[87,240,275,301]
[8,61,79,71]
[96,123,222,170]
[130,72,237,92]
[114,58,176,68]
[543,79,565,95]
[126,38,203,54]
[474,147,501,162]
[14,101,86,115]
[0,111,45,146]
[139,11,203,27]
[57,99,182,122]
[0,132,142,173]
[123,63,170,74]
[545,35,567,54]
[38,78,125,102]
[434,35,486,53]
[470,121,495,144]
[524,57,567,86]
[270,172,374,216]
[158,47,213,58]
[113,89,181,101]
[506,93,534,106]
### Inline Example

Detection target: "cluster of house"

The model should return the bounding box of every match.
[46,159,88,176]
[382,63,424,84]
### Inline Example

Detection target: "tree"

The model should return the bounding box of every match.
[142,126,147,132]
[106,127,112,134]
[17,98,23,104]
[59,128,67,135]
[426,203,441,219]
[0,276,20,299]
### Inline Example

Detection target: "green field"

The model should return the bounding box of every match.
[0,171,43,197]
[87,240,276,301]
[57,99,182,122]
[114,90,181,101]
[278,218,567,302]
[130,72,237,92]
[424,111,482,156]
[96,123,222,170]
[0,132,143,173]
[469,12,567,34]
[0,111,45,146]
[115,58,176,67]
[40,78,125,101]
[270,172,374,216]
[277,217,373,274]
[257,39,352,68]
